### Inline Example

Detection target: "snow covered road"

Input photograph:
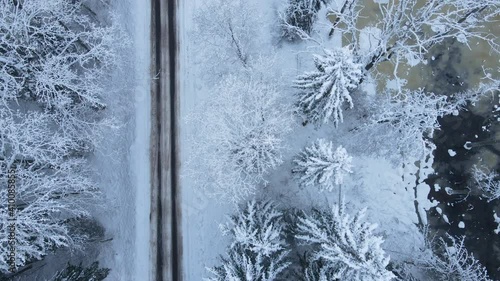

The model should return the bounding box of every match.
[149,0,182,280]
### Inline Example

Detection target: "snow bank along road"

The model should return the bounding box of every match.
[150,0,182,280]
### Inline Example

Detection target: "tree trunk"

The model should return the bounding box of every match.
[338,184,342,205]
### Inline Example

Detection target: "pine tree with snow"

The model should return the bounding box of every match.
[281,0,327,41]
[51,261,110,281]
[206,200,291,281]
[206,244,291,281]
[293,139,353,192]
[295,202,395,281]
[294,48,362,127]
[296,255,343,281]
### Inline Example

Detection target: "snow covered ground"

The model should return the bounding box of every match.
[93,0,151,280]
[178,1,232,279]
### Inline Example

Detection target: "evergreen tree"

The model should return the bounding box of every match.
[281,0,327,41]
[206,200,291,281]
[51,262,110,281]
[297,255,342,281]
[295,202,395,281]
[294,48,362,126]
[293,139,353,192]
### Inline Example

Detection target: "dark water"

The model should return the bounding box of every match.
[425,40,500,279]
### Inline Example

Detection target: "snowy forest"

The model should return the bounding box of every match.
[0,0,141,280]
[0,0,499,280]
[184,0,500,280]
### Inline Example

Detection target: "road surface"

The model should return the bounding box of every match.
[149,0,182,280]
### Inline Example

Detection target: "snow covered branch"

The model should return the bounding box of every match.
[424,235,492,281]
[0,159,98,272]
[324,0,500,70]
[296,257,343,281]
[51,261,110,281]
[0,0,127,273]
[471,165,500,202]
[494,213,500,235]
[0,0,127,111]
[369,89,471,159]
[193,0,261,71]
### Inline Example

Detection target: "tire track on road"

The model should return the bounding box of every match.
[150,0,181,280]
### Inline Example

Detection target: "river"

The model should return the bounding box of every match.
[347,1,500,278]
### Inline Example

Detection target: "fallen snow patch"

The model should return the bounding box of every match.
[442,214,450,224]
[359,27,382,54]
[464,141,472,150]
[448,149,457,157]
[494,213,500,235]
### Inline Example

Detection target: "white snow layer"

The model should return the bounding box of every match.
[359,27,382,54]
[494,213,500,235]
[130,0,152,279]
[96,0,151,280]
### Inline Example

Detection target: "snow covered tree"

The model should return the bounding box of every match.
[219,200,288,256]
[424,235,492,281]
[193,0,260,71]
[326,0,500,70]
[206,244,291,281]
[369,89,473,159]
[280,0,327,41]
[0,0,126,153]
[294,48,362,127]
[0,0,124,274]
[51,261,110,281]
[293,139,353,192]
[0,108,82,169]
[206,200,291,281]
[0,0,125,110]
[0,106,101,272]
[295,202,395,281]
[188,74,293,203]
[296,256,343,281]
[471,165,500,202]
[0,159,98,272]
